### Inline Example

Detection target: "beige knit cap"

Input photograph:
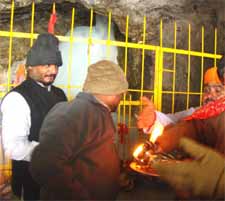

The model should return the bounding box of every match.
[83,60,128,95]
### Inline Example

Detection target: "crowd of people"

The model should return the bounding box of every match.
[0,32,224,200]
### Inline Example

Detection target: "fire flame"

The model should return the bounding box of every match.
[132,121,164,160]
[149,121,164,143]
[133,143,144,158]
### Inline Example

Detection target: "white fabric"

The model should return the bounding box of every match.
[165,107,196,124]
[143,107,197,134]
[1,92,39,161]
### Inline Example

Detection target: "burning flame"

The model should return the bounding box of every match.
[133,143,144,158]
[132,121,164,160]
[149,121,164,143]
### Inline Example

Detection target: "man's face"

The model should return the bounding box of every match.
[28,64,58,86]
[202,83,225,104]
[108,93,123,112]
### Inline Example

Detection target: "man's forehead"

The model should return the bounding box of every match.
[204,83,224,87]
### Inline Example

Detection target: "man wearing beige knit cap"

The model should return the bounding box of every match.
[30,60,128,200]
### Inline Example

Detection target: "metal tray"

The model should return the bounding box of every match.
[130,162,159,177]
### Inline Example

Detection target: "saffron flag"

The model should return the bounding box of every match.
[48,12,57,34]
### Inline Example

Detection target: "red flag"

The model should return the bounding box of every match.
[48,12,57,34]
[118,123,129,144]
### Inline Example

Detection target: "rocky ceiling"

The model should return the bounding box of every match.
[0,0,224,111]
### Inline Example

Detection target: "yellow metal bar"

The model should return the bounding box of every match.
[154,48,159,109]
[163,68,174,73]
[140,16,146,109]
[88,9,94,65]
[0,30,222,60]
[128,89,154,93]
[155,19,164,111]
[172,21,177,113]
[162,90,201,95]
[106,11,112,59]
[128,94,132,128]
[214,28,217,67]
[160,19,163,47]
[124,15,129,76]
[7,0,15,92]
[118,103,121,122]
[30,1,35,46]
[53,2,56,13]
[186,23,191,109]
[67,7,75,100]
[123,15,129,119]
[123,94,126,124]
[200,26,204,106]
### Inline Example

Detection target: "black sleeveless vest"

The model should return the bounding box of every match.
[8,78,67,200]
[12,78,67,141]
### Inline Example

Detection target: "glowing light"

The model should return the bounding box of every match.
[149,121,164,143]
[133,144,144,158]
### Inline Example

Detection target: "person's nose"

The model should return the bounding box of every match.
[48,65,58,74]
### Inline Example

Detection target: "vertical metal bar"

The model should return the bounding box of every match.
[124,15,129,77]
[154,47,159,108]
[67,8,75,100]
[88,9,94,65]
[155,19,163,111]
[122,15,129,124]
[172,21,177,113]
[128,94,132,128]
[106,11,112,59]
[122,15,129,162]
[214,28,217,67]
[140,16,146,110]
[127,94,132,162]
[117,103,121,155]
[7,0,15,92]
[53,2,55,14]
[186,23,191,109]
[200,26,204,106]
[118,103,121,123]
[30,1,35,47]
[122,94,126,161]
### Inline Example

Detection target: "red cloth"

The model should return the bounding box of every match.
[185,96,225,120]
[118,123,129,144]
[48,13,57,34]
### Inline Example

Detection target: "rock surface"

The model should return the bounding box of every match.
[0,0,224,111]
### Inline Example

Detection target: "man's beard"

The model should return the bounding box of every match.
[41,74,56,86]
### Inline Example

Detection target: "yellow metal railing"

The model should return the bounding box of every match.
[0,3,222,109]
[0,1,223,162]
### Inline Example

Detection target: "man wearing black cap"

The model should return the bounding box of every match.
[1,33,67,200]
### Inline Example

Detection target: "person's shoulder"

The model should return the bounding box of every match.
[51,85,65,93]
[51,85,67,99]
[1,91,28,111]
[2,91,25,104]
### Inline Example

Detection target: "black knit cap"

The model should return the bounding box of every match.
[26,33,62,67]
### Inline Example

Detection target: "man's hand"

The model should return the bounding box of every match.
[137,96,156,131]
[152,138,225,199]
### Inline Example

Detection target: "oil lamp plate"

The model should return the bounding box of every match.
[130,161,159,177]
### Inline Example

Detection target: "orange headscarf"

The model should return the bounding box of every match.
[204,67,221,84]
[185,67,224,120]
